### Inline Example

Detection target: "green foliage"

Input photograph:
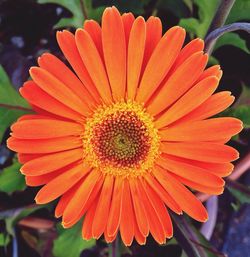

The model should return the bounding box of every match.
[172,214,224,257]
[0,159,26,194]
[214,32,250,54]
[220,84,250,133]
[226,0,250,24]
[0,233,10,247]
[0,206,44,237]
[53,222,96,257]
[38,0,105,28]
[179,0,219,38]
[223,105,250,128]
[0,66,30,142]
[179,0,250,53]
[37,0,152,28]
[227,181,250,205]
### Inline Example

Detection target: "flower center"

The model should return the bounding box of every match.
[83,101,160,178]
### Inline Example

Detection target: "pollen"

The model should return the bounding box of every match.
[82,101,160,178]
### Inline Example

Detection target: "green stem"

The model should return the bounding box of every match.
[109,238,120,257]
[205,22,250,54]
[204,0,236,54]
[80,0,88,20]
[207,0,236,35]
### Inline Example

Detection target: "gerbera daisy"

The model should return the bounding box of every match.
[7,6,242,245]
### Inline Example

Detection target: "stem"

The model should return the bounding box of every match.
[112,240,116,257]
[80,0,88,20]
[0,103,32,112]
[204,0,236,54]
[205,22,250,54]
[109,238,119,257]
[206,0,236,35]
[200,196,218,240]
[12,229,18,257]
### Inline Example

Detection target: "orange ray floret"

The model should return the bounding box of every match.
[7,6,242,246]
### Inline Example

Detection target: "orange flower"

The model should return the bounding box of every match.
[7,6,242,245]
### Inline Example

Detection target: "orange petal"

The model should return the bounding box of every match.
[64,175,104,228]
[170,173,224,195]
[170,38,204,74]
[127,16,146,100]
[153,166,208,222]
[107,177,124,237]
[62,169,102,226]
[137,179,166,244]
[35,162,91,203]
[141,16,162,73]
[143,181,173,238]
[161,154,234,177]
[102,7,126,101]
[197,65,222,82]
[134,214,146,245]
[20,81,81,121]
[11,118,82,139]
[147,52,208,115]
[122,12,135,45]
[21,148,83,176]
[82,200,98,240]
[7,136,82,154]
[55,179,83,218]
[174,91,235,125]
[130,179,149,237]
[144,174,182,214]
[18,153,45,164]
[155,76,219,128]
[56,30,100,102]
[157,157,225,188]
[120,179,134,246]
[30,67,90,117]
[75,29,113,104]
[160,142,239,163]
[136,26,185,103]
[160,118,243,142]
[83,20,103,59]
[92,175,114,239]
[38,53,96,109]
[25,168,64,186]
[104,229,117,243]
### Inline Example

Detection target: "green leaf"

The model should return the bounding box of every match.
[227,180,250,205]
[214,32,250,53]
[53,222,96,257]
[208,55,219,65]
[171,215,203,257]
[1,205,44,236]
[179,0,219,38]
[0,233,10,246]
[222,105,250,128]
[172,214,225,257]
[0,65,30,142]
[0,160,26,194]
[235,84,250,106]
[226,0,250,24]
[38,0,105,28]
[38,0,84,28]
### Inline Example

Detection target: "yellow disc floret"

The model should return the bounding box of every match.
[82,101,160,178]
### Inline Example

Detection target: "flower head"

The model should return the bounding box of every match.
[7,6,242,245]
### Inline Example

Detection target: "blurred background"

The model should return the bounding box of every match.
[0,0,249,257]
